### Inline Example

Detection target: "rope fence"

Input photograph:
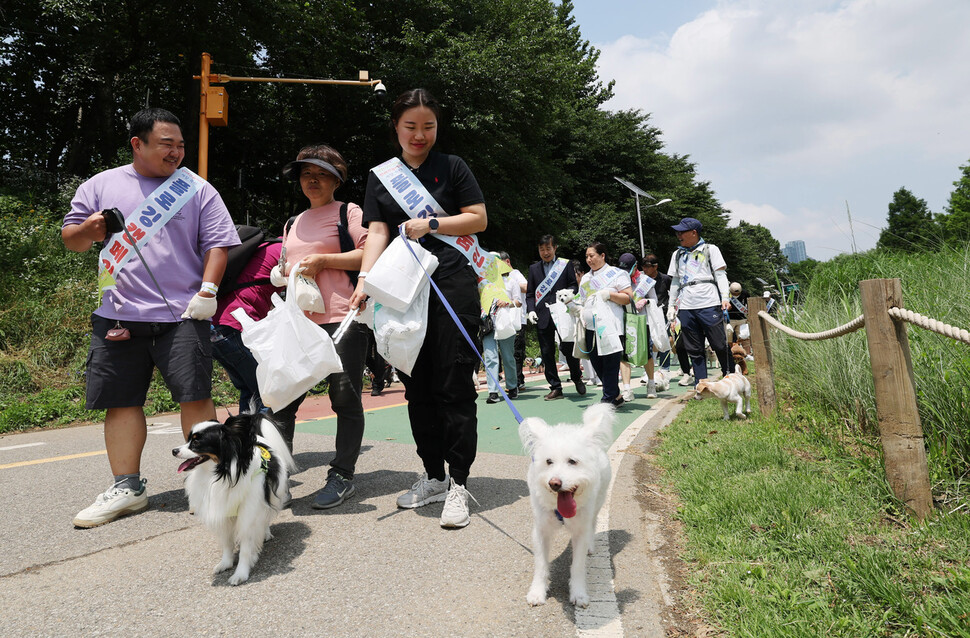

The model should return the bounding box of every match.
[746,278,970,521]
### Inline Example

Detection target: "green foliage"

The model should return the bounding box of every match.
[770,244,970,484]
[941,158,970,242]
[877,187,941,252]
[659,400,970,637]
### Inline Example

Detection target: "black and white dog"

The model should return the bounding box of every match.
[173,413,297,585]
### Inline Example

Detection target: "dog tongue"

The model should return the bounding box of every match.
[557,491,577,518]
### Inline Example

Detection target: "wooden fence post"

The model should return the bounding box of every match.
[858,278,933,520]
[747,296,776,417]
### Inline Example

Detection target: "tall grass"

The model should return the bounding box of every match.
[770,245,970,489]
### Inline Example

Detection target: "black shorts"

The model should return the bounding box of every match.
[85,314,213,410]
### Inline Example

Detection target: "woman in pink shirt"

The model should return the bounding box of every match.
[271,144,368,510]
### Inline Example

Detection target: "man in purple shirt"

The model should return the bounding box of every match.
[62,108,239,528]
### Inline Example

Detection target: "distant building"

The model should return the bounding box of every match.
[783,240,807,264]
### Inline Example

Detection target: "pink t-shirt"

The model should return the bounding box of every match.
[283,201,367,325]
[213,242,283,331]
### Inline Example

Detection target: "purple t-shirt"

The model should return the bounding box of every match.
[64,164,240,322]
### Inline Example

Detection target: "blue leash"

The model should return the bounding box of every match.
[396,225,524,424]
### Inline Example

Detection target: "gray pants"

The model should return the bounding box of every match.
[272,322,368,479]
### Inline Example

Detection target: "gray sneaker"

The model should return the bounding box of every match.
[396,472,450,509]
[439,479,479,528]
[73,479,148,528]
[311,473,355,510]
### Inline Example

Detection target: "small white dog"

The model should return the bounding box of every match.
[694,371,752,420]
[653,369,670,392]
[172,413,297,585]
[519,403,614,607]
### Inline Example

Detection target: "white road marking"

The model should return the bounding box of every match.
[0,442,46,452]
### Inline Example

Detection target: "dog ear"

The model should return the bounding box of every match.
[581,403,615,451]
[518,417,549,454]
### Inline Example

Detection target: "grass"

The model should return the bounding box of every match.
[769,245,970,489]
[658,395,970,637]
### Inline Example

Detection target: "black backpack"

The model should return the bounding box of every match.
[284,203,360,288]
[218,225,282,298]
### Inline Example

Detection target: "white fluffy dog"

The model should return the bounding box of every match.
[653,369,670,392]
[172,413,297,585]
[519,403,614,607]
[694,371,752,420]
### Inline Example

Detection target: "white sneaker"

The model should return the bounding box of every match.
[440,479,479,528]
[646,381,657,399]
[73,479,148,528]
[639,374,650,385]
[678,373,694,387]
[397,473,450,509]
[622,389,635,402]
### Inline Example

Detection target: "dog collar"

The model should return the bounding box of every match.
[554,509,564,523]
[257,445,271,475]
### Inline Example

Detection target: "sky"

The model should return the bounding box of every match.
[568,0,970,260]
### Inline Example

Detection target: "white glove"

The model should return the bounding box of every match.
[635,298,649,311]
[666,305,677,322]
[181,293,218,320]
[270,264,287,287]
[596,289,611,302]
[556,289,575,305]
[527,311,538,325]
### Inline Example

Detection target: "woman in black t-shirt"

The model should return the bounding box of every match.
[350,88,487,529]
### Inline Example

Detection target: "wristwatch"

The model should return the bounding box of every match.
[428,218,439,234]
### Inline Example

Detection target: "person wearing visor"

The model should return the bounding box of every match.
[271,144,369,510]
[665,217,733,386]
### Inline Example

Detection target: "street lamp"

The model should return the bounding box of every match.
[613,177,673,257]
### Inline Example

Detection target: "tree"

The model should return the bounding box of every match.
[877,187,939,252]
[941,158,970,242]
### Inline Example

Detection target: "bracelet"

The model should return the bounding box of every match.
[357,271,368,279]
[200,281,219,296]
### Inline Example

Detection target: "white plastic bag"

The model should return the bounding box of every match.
[231,268,343,411]
[493,305,519,340]
[547,301,573,341]
[371,282,430,375]
[591,298,623,356]
[364,236,438,313]
[646,301,670,352]
[291,268,327,314]
[738,323,750,341]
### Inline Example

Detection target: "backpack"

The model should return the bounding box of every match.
[218,225,281,298]
[284,202,360,288]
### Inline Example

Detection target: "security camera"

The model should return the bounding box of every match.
[373,81,386,98]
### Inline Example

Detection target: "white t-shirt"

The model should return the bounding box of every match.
[506,268,527,325]
[667,243,726,310]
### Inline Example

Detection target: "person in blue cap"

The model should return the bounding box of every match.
[665,218,733,386]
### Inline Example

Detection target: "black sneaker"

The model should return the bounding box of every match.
[486,393,500,404]
[507,387,518,399]
[311,473,355,509]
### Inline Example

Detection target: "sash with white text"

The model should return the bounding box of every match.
[97,167,203,297]
[372,157,509,308]
[535,258,567,304]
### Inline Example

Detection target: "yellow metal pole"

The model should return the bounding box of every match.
[198,52,211,180]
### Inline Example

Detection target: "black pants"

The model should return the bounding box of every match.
[365,331,392,390]
[535,323,582,391]
[272,322,368,479]
[400,267,480,486]
[678,306,733,382]
[513,329,526,386]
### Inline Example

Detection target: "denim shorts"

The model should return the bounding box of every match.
[85,314,213,409]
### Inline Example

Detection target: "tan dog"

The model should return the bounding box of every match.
[694,372,751,420]
[731,343,748,375]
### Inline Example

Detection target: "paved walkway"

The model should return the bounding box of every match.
[0,371,692,637]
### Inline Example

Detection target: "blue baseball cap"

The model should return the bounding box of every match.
[671,217,702,233]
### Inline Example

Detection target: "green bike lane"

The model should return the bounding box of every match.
[292,371,695,457]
